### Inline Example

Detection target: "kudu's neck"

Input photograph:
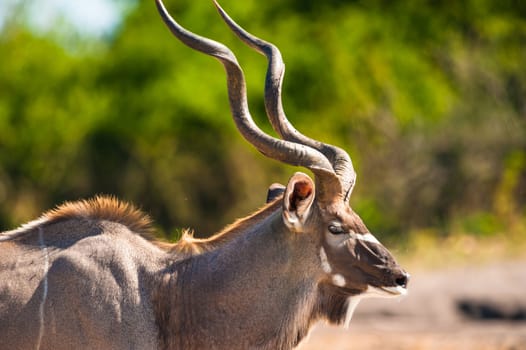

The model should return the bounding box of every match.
[154,208,322,350]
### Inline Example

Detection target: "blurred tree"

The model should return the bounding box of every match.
[0,0,525,241]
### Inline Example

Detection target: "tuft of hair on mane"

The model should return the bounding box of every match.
[43,195,153,235]
[168,198,283,256]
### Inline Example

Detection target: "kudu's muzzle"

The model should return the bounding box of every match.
[348,238,409,290]
[326,233,409,295]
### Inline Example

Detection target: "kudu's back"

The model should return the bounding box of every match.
[0,199,164,350]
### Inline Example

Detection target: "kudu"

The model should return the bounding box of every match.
[0,1,409,349]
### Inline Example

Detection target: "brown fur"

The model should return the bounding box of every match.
[43,195,153,236]
[2,195,281,259]
[1,187,407,350]
[0,197,163,349]
[37,195,283,259]
[170,197,282,256]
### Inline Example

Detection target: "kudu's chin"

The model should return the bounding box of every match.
[341,283,408,329]
[339,282,408,298]
[370,284,408,297]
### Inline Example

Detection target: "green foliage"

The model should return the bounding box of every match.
[1,0,525,241]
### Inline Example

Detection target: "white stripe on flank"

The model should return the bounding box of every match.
[36,226,50,350]
[0,217,49,242]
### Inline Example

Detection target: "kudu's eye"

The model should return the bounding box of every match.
[328,223,346,235]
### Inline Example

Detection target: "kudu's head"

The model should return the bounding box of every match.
[156,0,408,315]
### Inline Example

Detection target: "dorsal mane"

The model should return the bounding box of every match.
[172,196,283,256]
[43,195,153,235]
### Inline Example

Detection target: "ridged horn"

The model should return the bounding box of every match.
[155,0,343,201]
[213,0,356,203]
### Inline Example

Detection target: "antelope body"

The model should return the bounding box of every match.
[0,1,409,349]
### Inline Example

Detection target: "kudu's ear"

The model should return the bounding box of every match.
[282,172,315,232]
[266,183,286,203]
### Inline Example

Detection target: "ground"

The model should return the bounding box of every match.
[299,260,526,350]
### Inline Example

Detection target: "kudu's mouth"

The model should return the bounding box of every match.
[366,269,409,298]
[378,284,408,296]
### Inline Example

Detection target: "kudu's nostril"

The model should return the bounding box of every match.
[395,272,409,288]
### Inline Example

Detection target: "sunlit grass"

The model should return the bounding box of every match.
[400,217,526,271]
